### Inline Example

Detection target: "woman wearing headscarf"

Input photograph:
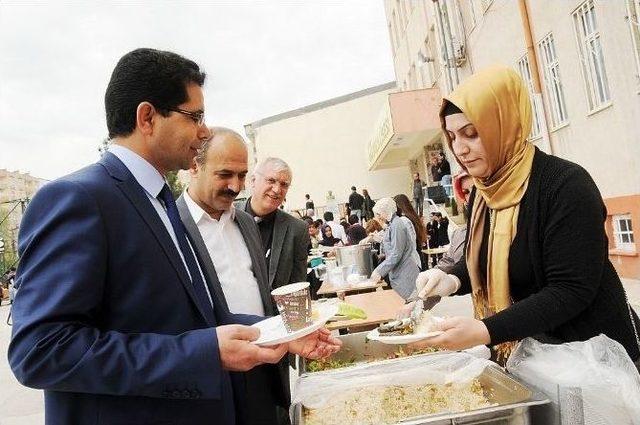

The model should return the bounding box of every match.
[369,197,421,299]
[318,224,343,247]
[411,65,640,366]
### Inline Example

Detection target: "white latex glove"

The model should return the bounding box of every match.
[396,300,416,319]
[415,268,460,299]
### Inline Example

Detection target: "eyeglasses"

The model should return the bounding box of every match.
[256,171,290,190]
[165,107,205,126]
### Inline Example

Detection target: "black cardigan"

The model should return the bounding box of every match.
[451,148,640,361]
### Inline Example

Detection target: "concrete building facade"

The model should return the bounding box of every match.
[382,0,640,279]
[244,83,413,214]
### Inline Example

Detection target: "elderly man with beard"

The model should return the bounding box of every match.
[177,128,339,424]
[238,158,309,291]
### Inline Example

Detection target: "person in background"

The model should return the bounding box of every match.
[393,194,428,271]
[369,198,421,300]
[305,193,315,211]
[361,219,385,267]
[434,172,473,273]
[426,212,439,248]
[319,225,343,247]
[346,214,367,245]
[437,151,453,198]
[240,158,309,291]
[347,186,365,221]
[362,188,375,221]
[323,211,348,244]
[305,208,316,221]
[435,212,450,246]
[412,172,425,217]
[429,156,442,185]
[413,65,640,368]
[303,217,321,250]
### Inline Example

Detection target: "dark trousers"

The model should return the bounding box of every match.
[413,197,423,216]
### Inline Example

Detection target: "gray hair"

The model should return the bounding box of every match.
[372,197,397,222]
[195,126,246,166]
[254,157,292,179]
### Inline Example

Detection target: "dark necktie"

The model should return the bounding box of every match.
[158,185,215,323]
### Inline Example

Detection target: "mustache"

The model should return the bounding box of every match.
[218,189,240,198]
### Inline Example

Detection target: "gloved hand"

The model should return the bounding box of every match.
[396,300,416,320]
[415,268,460,298]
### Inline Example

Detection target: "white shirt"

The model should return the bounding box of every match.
[108,145,213,305]
[183,190,265,316]
[327,220,348,244]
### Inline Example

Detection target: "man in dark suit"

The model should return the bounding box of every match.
[177,127,290,424]
[239,158,309,291]
[8,48,339,425]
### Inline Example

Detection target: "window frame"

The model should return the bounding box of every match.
[613,214,636,252]
[626,0,640,89]
[538,33,570,129]
[516,53,543,141]
[572,0,612,112]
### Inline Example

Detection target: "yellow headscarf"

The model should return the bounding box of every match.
[439,65,536,362]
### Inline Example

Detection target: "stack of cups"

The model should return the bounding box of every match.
[271,282,312,332]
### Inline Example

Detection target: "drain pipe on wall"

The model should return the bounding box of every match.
[517,0,554,155]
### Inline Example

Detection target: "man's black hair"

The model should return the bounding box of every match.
[323,211,334,222]
[105,48,206,138]
[348,214,359,225]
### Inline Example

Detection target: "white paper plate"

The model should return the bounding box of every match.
[252,304,339,347]
[366,316,445,345]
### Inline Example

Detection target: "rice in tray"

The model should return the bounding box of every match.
[304,379,494,425]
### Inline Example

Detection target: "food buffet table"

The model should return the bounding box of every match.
[323,289,404,331]
[315,278,387,297]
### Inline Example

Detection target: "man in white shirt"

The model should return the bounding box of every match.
[176,127,290,425]
[322,211,348,244]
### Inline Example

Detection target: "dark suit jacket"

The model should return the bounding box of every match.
[8,152,260,425]
[237,200,310,291]
[176,195,290,422]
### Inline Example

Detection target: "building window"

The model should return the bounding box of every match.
[573,0,611,111]
[469,0,478,27]
[613,214,635,251]
[626,0,640,87]
[538,33,569,128]
[516,54,543,140]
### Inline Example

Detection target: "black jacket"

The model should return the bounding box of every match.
[452,148,640,361]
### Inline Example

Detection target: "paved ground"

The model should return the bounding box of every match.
[1,278,638,424]
[0,304,44,425]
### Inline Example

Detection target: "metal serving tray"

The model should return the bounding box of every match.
[293,354,549,425]
[298,331,442,374]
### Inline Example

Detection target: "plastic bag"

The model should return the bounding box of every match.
[506,334,640,425]
[292,352,494,409]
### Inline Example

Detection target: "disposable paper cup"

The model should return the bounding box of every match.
[271,282,312,332]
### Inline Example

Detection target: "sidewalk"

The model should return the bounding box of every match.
[0,304,44,425]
